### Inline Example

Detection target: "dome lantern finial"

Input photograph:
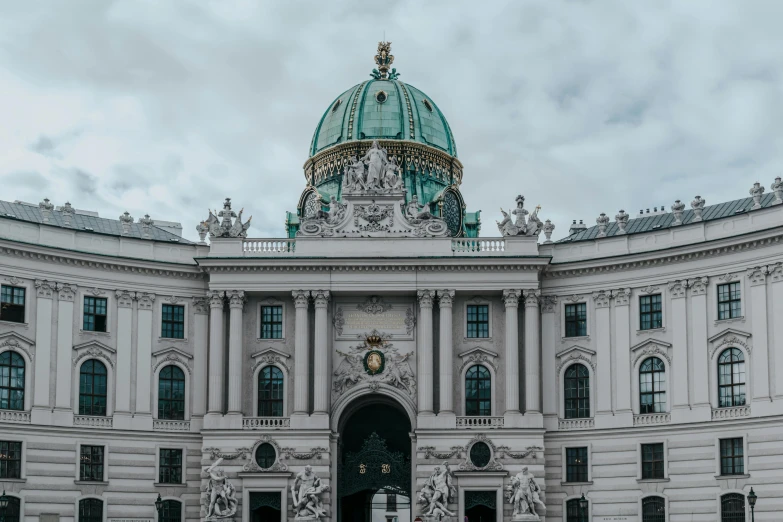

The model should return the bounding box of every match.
[371,41,399,80]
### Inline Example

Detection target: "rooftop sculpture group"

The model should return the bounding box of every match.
[342,140,404,194]
[497,195,544,237]
[198,198,252,240]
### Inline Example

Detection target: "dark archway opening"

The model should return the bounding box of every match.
[465,504,495,522]
[338,399,412,522]
[251,506,280,522]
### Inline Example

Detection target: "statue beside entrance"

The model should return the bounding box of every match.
[418,462,456,520]
[506,467,545,520]
[292,465,330,520]
[202,458,238,520]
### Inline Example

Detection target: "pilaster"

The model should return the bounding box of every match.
[416,290,435,418]
[206,290,225,425]
[312,290,331,427]
[112,289,135,429]
[226,290,246,427]
[612,288,633,424]
[541,295,558,430]
[747,267,772,412]
[502,289,522,427]
[437,290,455,418]
[192,296,209,430]
[52,283,76,426]
[291,290,311,425]
[771,264,783,399]
[31,279,55,424]
[133,292,155,430]
[688,277,711,421]
[592,290,614,427]
[668,280,690,422]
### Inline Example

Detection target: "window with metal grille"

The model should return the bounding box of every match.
[258,366,284,417]
[721,493,746,522]
[78,498,103,522]
[0,441,22,478]
[158,365,185,420]
[0,285,25,324]
[0,496,20,522]
[719,438,744,476]
[639,294,662,330]
[564,364,590,419]
[566,498,588,522]
[565,303,587,337]
[255,443,276,469]
[639,357,666,414]
[82,297,108,332]
[718,348,745,407]
[565,447,588,483]
[260,305,283,339]
[161,304,185,339]
[717,282,741,320]
[642,496,666,522]
[465,365,491,416]
[79,360,107,416]
[0,351,25,411]
[159,500,182,522]
[466,304,489,338]
[79,445,104,482]
[159,448,182,484]
[641,443,665,479]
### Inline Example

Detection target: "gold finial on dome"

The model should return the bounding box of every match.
[371,41,399,80]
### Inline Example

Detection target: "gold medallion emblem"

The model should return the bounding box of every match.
[363,349,385,375]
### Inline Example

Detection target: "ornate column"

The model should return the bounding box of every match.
[192,296,209,422]
[688,277,710,417]
[541,296,558,425]
[417,290,435,415]
[32,280,56,422]
[207,290,225,415]
[770,264,783,399]
[54,284,77,414]
[747,267,771,403]
[503,289,522,418]
[134,292,155,422]
[227,290,246,416]
[668,281,690,419]
[292,290,311,416]
[437,290,455,415]
[612,288,632,416]
[593,290,612,417]
[114,291,135,421]
[313,290,331,415]
[523,289,541,416]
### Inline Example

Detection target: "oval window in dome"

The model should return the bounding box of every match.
[256,443,277,469]
[422,99,434,112]
[375,90,388,104]
[331,99,342,112]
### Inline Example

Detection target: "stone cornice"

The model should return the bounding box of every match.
[195,258,550,273]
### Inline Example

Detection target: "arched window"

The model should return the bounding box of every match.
[79,360,108,416]
[718,348,746,408]
[78,498,103,522]
[0,351,25,410]
[159,500,182,522]
[0,496,20,522]
[566,498,588,522]
[720,493,746,522]
[158,365,186,420]
[642,496,666,522]
[258,366,284,417]
[639,357,666,414]
[465,365,491,416]
[564,364,590,419]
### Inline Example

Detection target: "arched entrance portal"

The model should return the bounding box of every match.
[338,398,412,522]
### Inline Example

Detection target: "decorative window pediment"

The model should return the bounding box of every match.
[251,348,291,374]
[458,346,499,372]
[556,345,596,373]
[72,340,116,368]
[153,347,194,374]
[0,331,34,361]
[708,328,752,358]
[630,339,672,367]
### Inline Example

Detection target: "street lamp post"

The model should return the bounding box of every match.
[0,490,9,515]
[748,487,757,522]
[155,493,163,519]
[578,493,588,520]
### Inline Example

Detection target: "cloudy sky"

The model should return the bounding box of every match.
[1,1,782,240]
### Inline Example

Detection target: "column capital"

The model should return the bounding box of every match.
[208,290,225,309]
[313,290,331,307]
[417,289,434,308]
[541,295,558,313]
[523,289,541,307]
[591,290,611,308]
[769,262,783,282]
[192,296,209,315]
[611,288,631,306]
[667,279,689,298]
[227,290,246,309]
[687,276,708,296]
[437,290,455,307]
[34,279,57,299]
[747,266,769,286]
[137,292,156,310]
[56,283,77,302]
[292,289,310,307]
[502,289,521,308]
[116,289,136,308]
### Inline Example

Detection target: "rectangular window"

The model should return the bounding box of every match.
[565,303,587,337]
[159,448,183,484]
[0,440,22,478]
[0,285,26,323]
[565,447,589,483]
[641,443,665,479]
[719,438,744,476]
[386,492,397,512]
[161,304,185,339]
[83,296,108,332]
[466,304,489,338]
[639,294,663,330]
[260,305,283,339]
[79,445,104,482]
[717,282,741,320]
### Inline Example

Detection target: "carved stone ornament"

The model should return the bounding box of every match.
[497,195,544,237]
[417,289,434,308]
[139,214,154,239]
[631,339,673,367]
[769,263,783,282]
[34,279,56,299]
[719,273,737,282]
[204,447,252,461]
[671,199,685,225]
[281,447,328,460]
[615,209,629,234]
[542,219,555,243]
[152,347,193,375]
[137,292,155,310]
[541,295,558,313]
[503,289,521,308]
[87,287,106,297]
[437,290,455,307]
[523,289,540,307]
[202,458,238,520]
[115,289,135,308]
[72,340,116,369]
[243,435,288,472]
[640,285,660,295]
[251,349,291,375]
[57,282,77,302]
[370,40,399,80]
[292,290,310,307]
[192,296,209,315]
[691,195,706,222]
[227,290,246,308]
[708,328,752,359]
[458,347,499,373]
[746,266,769,286]
[771,176,783,205]
[0,333,34,362]
[688,277,709,296]
[667,280,688,299]
[332,306,345,335]
[202,197,252,239]
[419,446,463,460]
[496,445,543,460]
[357,295,391,314]
[418,462,457,518]
[3,276,23,286]
[460,433,503,471]
[119,211,133,236]
[612,288,631,306]
[61,201,74,227]
[39,198,54,223]
[556,346,597,374]
[506,467,545,520]
[332,336,415,400]
[749,182,765,210]
[565,294,582,303]
[596,212,609,238]
[292,465,330,521]
[591,290,611,308]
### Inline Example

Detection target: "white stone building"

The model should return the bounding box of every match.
[0,43,782,522]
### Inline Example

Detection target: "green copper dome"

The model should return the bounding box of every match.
[309,79,457,157]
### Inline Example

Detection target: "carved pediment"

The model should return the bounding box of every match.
[72,340,116,368]
[630,339,673,366]
[251,348,292,374]
[153,347,194,374]
[708,328,752,358]
[458,347,499,371]
[0,331,35,361]
[555,345,596,373]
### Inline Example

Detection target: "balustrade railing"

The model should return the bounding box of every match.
[243,417,291,429]
[451,238,506,253]
[558,418,595,430]
[243,239,296,255]
[633,412,671,426]
[153,419,191,431]
[74,415,113,428]
[0,410,31,424]
[712,405,750,420]
[456,416,504,428]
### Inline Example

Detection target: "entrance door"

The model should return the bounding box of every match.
[249,492,282,522]
[465,491,497,522]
